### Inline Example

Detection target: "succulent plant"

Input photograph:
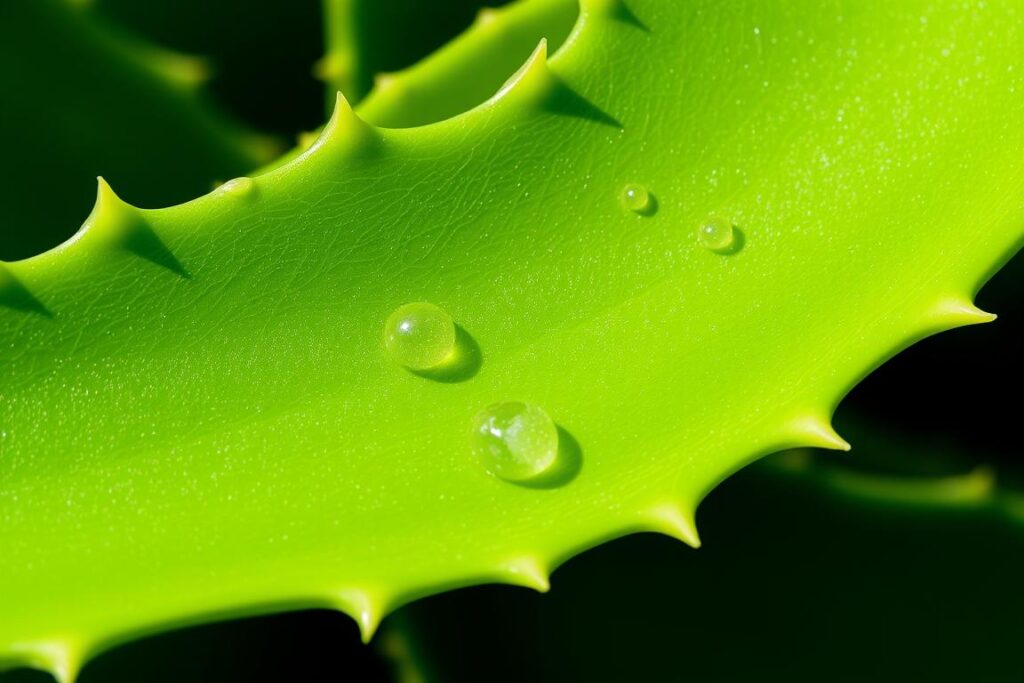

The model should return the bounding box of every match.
[1,1,1021,680]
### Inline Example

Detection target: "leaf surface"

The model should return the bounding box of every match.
[1,1,1022,677]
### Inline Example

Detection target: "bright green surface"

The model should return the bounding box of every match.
[1,1,1023,679]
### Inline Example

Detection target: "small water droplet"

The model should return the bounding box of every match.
[472,402,558,482]
[384,302,456,371]
[220,177,254,197]
[698,214,736,252]
[620,184,653,214]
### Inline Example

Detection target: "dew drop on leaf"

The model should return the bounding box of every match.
[620,184,654,215]
[384,302,456,371]
[471,401,559,482]
[697,214,736,252]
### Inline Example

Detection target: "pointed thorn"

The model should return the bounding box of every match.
[77,176,135,245]
[927,297,997,330]
[498,556,551,592]
[495,39,621,128]
[14,641,84,683]
[640,502,701,548]
[82,178,189,278]
[313,92,376,155]
[333,588,385,643]
[787,415,851,452]
[496,39,551,100]
[94,176,125,216]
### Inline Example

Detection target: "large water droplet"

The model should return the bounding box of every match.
[472,402,559,482]
[620,184,653,215]
[698,214,735,252]
[384,302,456,371]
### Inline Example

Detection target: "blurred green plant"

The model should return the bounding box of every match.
[0,0,279,261]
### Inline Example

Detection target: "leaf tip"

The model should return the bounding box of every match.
[4,640,85,683]
[785,415,851,452]
[495,38,552,103]
[333,588,386,644]
[496,556,551,593]
[81,178,188,277]
[315,91,377,155]
[638,501,701,548]
[927,296,997,329]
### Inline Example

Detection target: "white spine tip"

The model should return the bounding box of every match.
[333,588,385,643]
[928,297,997,329]
[640,502,701,548]
[332,90,358,121]
[13,641,84,683]
[789,416,851,452]
[95,176,116,202]
[532,38,549,64]
[357,609,382,644]
[499,556,551,592]
[496,39,551,100]
[84,176,134,233]
[310,91,375,154]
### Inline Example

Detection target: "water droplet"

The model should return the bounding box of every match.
[472,402,559,482]
[698,214,735,252]
[384,302,456,371]
[620,184,653,214]
[220,177,254,197]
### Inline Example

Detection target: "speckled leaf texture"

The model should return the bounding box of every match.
[1,1,1022,680]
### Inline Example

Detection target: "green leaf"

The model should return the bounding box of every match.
[1,1,1022,678]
